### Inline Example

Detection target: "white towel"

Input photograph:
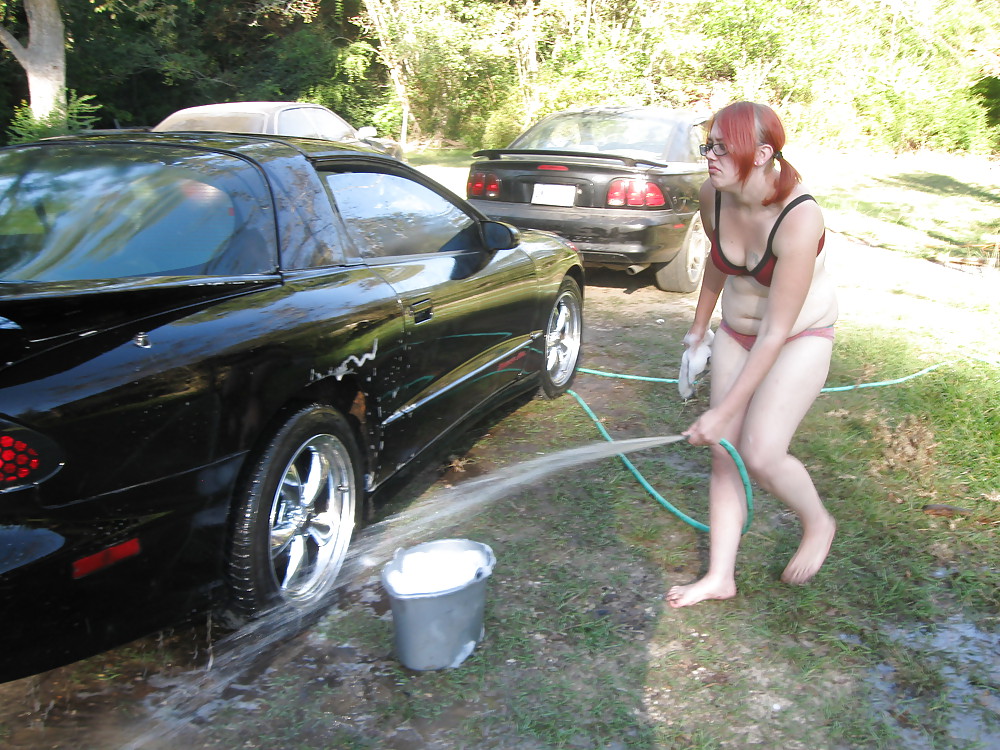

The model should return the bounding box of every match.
[678,329,714,399]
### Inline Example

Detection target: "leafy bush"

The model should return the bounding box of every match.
[6,92,101,145]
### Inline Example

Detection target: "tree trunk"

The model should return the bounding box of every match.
[360,0,417,145]
[516,0,539,124]
[0,0,66,118]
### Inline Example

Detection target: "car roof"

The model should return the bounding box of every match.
[32,130,383,162]
[159,101,329,118]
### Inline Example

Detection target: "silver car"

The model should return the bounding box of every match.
[154,101,404,159]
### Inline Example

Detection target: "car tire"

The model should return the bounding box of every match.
[653,213,709,293]
[540,277,583,398]
[227,404,362,619]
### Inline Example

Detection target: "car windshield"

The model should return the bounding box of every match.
[511,110,694,162]
[0,143,275,282]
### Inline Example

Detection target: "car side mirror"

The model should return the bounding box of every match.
[357,126,377,138]
[482,220,520,251]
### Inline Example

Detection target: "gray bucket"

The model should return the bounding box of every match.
[381,538,496,671]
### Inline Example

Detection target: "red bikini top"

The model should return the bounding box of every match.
[710,191,825,287]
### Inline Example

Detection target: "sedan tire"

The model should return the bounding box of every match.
[540,277,583,398]
[653,213,709,293]
[227,404,361,619]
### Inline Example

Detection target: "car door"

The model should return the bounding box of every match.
[320,164,539,479]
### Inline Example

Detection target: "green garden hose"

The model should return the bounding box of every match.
[567,389,754,534]
[569,354,996,533]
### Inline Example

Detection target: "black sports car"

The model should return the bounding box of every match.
[0,131,583,682]
[467,106,709,292]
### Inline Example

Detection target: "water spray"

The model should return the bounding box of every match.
[567,390,753,534]
[122,353,997,747]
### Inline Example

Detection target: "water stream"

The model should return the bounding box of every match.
[123,434,685,748]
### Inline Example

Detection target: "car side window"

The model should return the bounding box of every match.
[275,108,321,139]
[323,171,479,260]
[307,109,355,141]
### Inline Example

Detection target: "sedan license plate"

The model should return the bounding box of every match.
[531,183,576,207]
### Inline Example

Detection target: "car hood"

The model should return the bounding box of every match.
[0,276,277,371]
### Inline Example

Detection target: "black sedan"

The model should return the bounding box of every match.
[467,107,709,292]
[0,131,583,682]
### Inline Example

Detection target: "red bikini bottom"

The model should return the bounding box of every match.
[719,319,835,352]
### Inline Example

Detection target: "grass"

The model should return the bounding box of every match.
[297,319,997,747]
[406,147,477,168]
[793,149,1000,262]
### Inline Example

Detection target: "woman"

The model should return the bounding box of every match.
[666,101,839,608]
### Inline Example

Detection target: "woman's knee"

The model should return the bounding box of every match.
[736,441,784,485]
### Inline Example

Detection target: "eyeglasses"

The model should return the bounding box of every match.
[699,141,728,157]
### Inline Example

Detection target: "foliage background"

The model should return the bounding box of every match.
[0,0,999,151]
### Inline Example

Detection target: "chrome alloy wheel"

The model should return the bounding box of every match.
[267,434,356,604]
[543,279,583,394]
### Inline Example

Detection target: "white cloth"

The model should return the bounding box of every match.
[678,329,714,399]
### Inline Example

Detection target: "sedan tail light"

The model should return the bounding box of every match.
[0,420,64,492]
[606,178,666,208]
[467,171,501,199]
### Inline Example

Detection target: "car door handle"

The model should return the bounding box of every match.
[409,298,433,323]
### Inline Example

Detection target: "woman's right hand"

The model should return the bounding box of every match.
[683,407,731,446]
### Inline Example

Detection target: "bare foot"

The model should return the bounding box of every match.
[781,513,836,585]
[665,577,736,608]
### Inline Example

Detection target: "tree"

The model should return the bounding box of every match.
[0,0,65,118]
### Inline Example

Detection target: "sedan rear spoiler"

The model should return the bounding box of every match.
[471,148,671,169]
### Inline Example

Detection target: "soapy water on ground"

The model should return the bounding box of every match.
[121,434,686,749]
[869,614,1000,748]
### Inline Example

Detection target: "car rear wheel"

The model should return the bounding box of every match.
[228,405,361,619]
[653,213,709,293]
[540,277,583,398]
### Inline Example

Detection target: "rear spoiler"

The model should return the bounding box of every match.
[471,148,671,169]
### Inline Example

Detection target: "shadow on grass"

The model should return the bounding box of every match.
[818,169,1000,255]
[876,172,1000,205]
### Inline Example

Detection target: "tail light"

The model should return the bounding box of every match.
[467,171,501,199]
[0,420,64,492]
[606,178,666,208]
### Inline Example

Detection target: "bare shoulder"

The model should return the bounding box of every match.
[773,187,825,255]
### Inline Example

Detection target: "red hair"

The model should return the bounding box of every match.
[709,102,801,206]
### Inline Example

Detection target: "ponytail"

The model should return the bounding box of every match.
[767,150,801,207]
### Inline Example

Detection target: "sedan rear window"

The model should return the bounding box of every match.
[512,110,700,162]
[0,143,275,282]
